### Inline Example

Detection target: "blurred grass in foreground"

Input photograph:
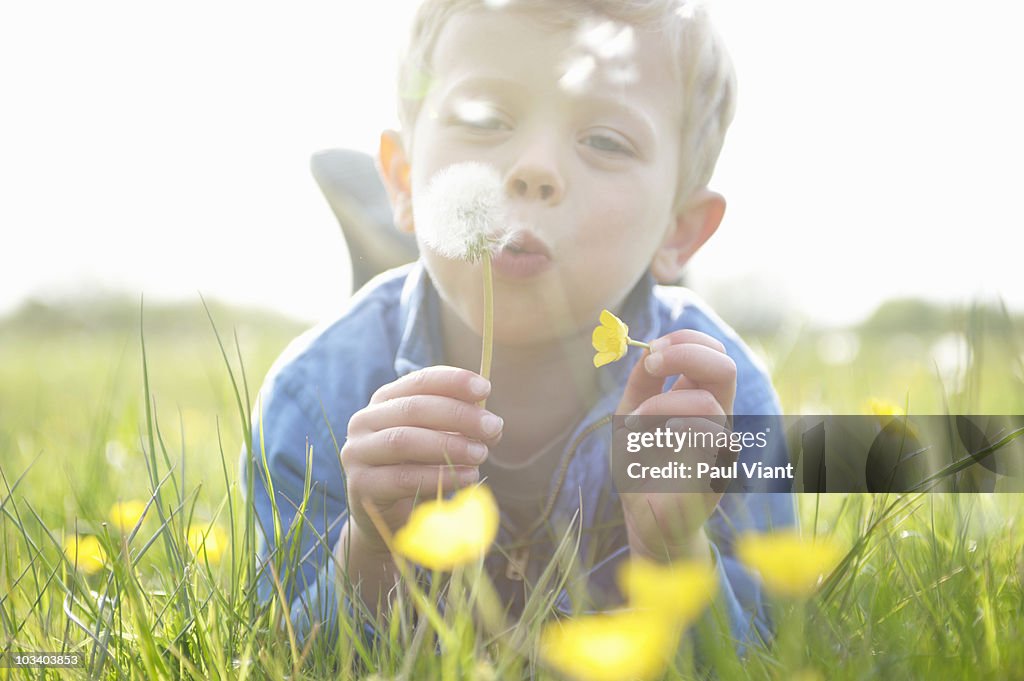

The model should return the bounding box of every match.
[1,294,1023,679]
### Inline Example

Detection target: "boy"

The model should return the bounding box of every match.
[244,0,794,652]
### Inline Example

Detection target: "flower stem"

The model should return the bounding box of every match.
[478,255,494,409]
[627,339,651,350]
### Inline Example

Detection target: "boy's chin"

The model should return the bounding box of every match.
[430,265,600,345]
[493,319,566,347]
[463,307,589,347]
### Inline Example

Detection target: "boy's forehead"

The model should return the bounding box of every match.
[428,8,681,122]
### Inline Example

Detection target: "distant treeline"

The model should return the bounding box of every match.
[859,298,1023,337]
[0,296,307,338]
[1,294,1020,339]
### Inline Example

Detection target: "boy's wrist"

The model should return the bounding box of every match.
[627,525,713,565]
[335,519,400,616]
[337,519,393,565]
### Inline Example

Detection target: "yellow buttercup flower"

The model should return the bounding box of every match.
[109,500,147,533]
[864,397,905,418]
[736,531,844,598]
[64,534,107,575]
[540,610,678,681]
[393,485,499,571]
[187,525,228,564]
[592,309,649,368]
[618,558,719,626]
[539,558,715,681]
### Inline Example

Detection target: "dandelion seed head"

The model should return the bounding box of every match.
[414,161,512,262]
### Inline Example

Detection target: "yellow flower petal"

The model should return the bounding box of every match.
[864,397,904,418]
[393,485,499,571]
[540,610,678,681]
[592,309,630,368]
[109,500,147,533]
[736,531,845,599]
[187,525,228,564]
[600,309,629,336]
[618,558,718,626]
[591,326,617,351]
[64,535,107,575]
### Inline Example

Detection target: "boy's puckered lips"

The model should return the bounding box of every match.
[492,230,553,279]
[504,231,551,258]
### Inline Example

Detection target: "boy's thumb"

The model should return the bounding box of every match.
[617,352,663,415]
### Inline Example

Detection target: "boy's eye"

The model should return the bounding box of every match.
[459,116,509,131]
[451,100,510,132]
[581,132,635,157]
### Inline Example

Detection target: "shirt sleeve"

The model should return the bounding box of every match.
[240,374,364,649]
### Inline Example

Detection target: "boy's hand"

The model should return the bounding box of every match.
[340,366,502,556]
[616,330,736,561]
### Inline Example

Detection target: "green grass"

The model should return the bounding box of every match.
[1,296,1023,679]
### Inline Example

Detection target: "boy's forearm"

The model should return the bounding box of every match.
[627,524,713,565]
[334,520,400,617]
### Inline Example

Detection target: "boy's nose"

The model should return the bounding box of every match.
[508,176,558,202]
[505,155,564,205]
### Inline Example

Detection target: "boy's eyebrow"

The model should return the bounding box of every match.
[440,75,528,101]
[442,75,658,145]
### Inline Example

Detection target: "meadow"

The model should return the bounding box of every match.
[1,294,1022,679]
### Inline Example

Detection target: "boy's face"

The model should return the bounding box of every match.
[403,9,687,345]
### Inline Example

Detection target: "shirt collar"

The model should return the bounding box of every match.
[393,261,444,377]
[393,260,662,389]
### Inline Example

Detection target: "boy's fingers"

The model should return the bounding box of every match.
[631,389,727,424]
[352,395,503,444]
[370,366,490,404]
[618,331,731,416]
[346,427,488,467]
[348,464,479,501]
[618,351,663,416]
[645,343,737,413]
[648,329,725,354]
[664,416,729,438]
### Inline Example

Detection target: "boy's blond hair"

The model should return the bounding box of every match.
[397,0,737,210]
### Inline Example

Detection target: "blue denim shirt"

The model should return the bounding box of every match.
[241,261,795,650]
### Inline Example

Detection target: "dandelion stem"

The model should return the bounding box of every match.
[478,255,494,409]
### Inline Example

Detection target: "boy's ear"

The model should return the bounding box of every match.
[377,130,414,234]
[650,189,726,285]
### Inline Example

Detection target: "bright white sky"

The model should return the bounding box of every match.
[2,1,1022,327]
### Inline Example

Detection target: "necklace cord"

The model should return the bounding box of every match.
[501,412,615,547]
